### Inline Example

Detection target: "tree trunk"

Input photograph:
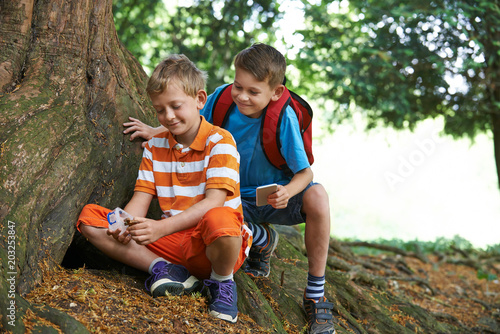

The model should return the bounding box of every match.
[0,0,156,330]
[492,113,500,189]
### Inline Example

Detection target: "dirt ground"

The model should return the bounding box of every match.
[21,251,500,333]
[23,267,267,333]
[365,254,500,332]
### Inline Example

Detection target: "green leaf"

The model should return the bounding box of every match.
[477,269,488,280]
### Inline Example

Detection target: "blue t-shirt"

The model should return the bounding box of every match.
[201,84,310,197]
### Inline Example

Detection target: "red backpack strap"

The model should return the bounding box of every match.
[212,84,234,127]
[261,87,292,170]
[289,90,314,166]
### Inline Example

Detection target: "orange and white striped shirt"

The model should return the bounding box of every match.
[134,116,242,217]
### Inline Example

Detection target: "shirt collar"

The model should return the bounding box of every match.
[167,116,212,151]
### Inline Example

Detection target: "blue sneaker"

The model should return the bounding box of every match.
[204,279,238,323]
[145,262,201,297]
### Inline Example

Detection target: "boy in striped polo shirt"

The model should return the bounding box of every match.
[76,54,251,323]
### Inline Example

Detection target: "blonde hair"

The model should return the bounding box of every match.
[234,43,286,88]
[147,54,207,97]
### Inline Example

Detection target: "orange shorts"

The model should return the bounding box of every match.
[77,204,252,279]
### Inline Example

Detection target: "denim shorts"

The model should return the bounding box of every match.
[241,182,318,226]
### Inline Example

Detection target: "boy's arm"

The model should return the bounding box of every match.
[127,188,227,245]
[122,85,220,143]
[123,191,154,217]
[267,167,313,209]
[123,117,166,145]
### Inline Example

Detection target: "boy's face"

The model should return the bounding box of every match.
[231,68,284,119]
[150,80,206,146]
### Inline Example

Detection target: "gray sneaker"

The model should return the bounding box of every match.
[303,294,336,334]
[244,223,279,278]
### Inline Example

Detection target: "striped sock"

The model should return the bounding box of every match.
[305,273,325,303]
[247,222,268,247]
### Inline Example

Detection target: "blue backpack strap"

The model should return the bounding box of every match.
[212,84,234,127]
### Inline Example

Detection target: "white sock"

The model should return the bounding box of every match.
[210,269,233,282]
[148,257,169,274]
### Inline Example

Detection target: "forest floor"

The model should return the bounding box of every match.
[359,253,500,331]
[21,241,500,333]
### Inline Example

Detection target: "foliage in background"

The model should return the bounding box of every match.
[113,0,500,186]
[297,0,497,133]
[295,0,500,185]
[113,0,282,93]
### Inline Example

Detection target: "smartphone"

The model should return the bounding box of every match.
[256,183,278,207]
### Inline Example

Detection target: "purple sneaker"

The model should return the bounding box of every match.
[204,279,238,323]
[145,262,201,297]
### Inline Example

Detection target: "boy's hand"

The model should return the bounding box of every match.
[267,185,290,209]
[107,228,133,245]
[126,217,167,245]
[123,117,156,148]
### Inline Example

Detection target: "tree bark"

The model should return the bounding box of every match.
[0,0,156,330]
[492,113,500,189]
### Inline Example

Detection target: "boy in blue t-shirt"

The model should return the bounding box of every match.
[124,44,335,334]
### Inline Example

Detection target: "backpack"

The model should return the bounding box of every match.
[212,83,314,171]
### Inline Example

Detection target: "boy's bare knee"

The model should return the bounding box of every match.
[211,235,242,248]
[79,224,102,239]
[206,235,242,266]
[303,184,330,215]
[79,224,90,237]
[305,184,328,200]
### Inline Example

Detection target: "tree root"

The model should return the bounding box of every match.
[341,241,428,263]
[386,276,435,295]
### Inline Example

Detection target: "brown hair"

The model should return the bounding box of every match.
[146,54,207,97]
[233,43,286,88]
